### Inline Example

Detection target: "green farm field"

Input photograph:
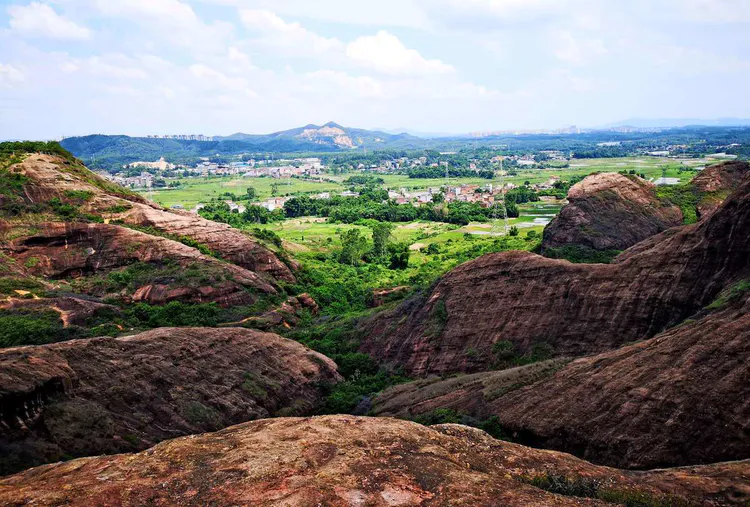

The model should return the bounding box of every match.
[139,156,712,209]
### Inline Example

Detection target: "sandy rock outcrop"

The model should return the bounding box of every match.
[1,416,747,506]
[0,222,276,305]
[488,294,750,469]
[0,297,117,327]
[372,292,750,469]
[0,327,340,475]
[541,172,683,252]
[360,171,750,376]
[9,153,294,283]
[691,160,750,218]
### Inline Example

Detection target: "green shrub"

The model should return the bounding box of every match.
[518,473,691,507]
[0,309,87,348]
[125,302,221,328]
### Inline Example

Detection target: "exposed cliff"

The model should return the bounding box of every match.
[2,416,747,506]
[2,153,294,289]
[360,172,750,376]
[373,289,750,469]
[0,327,340,475]
[542,172,683,253]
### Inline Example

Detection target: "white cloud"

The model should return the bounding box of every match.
[91,0,198,25]
[674,0,750,23]
[239,9,342,55]
[0,63,25,87]
[346,31,454,76]
[189,63,258,96]
[8,2,91,40]
[196,0,430,28]
[304,70,384,98]
[553,31,607,65]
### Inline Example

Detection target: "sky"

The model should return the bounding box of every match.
[0,0,749,139]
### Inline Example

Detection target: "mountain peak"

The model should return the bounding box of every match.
[323,121,344,129]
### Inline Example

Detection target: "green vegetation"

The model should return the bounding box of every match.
[655,184,700,224]
[0,308,90,348]
[0,276,45,296]
[491,340,555,368]
[0,141,77,165]
[120,225,221,258]
[287,314,410,414]
[518,473,691,507]
[412,409,511,440]
[705,279,750,311]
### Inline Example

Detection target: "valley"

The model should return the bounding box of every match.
[0,139,749,506]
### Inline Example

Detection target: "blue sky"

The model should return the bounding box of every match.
[0,0,749,139]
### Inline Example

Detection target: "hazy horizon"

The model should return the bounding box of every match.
[1,0,749,139]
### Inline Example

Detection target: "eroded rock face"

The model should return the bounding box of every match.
[8,153,294,283]
[1,416,748,506]
[0,222,276,306]
[541,172,683,252]
[489,295,750,469]
[372,293,750,469]
[361,174,750,376]
[118,204,295,283]
[0,327,340,475]
[691,160,750,218]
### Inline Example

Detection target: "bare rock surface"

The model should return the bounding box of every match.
[1,222,276,305]
[692,160,750,218]
[372,292,750,469]
[0,327,340,475]
[6,153,294,285]
[1,415,748,506]
[360,174,750,376]
[541,172,683,252]
[489,294,750,469]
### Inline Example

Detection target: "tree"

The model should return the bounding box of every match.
[338,229,369,265]
[508,226,519,237]
[388,243,410,270]
[271,183,280,197]
[432,191,445,204]
[370,222,394,258]
[246,187,257,201]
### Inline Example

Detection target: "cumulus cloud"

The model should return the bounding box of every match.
[190,63,258,96]
[8,2,91,40]
[0,63,25,87]
[553,31,607,65]
[346,31,454,76]
[239,9,343,55]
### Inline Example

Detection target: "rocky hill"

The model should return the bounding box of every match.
[360,170,750,376]
[541,172,683,254]
[691,160,750,218]
[373,289,750,469]
[2,415,748,506]
[0,327,340,475]
[542,162,749,260]
[0,152,302,345]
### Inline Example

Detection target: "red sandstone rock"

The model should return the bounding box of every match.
[691,160,750,218]
[8,153,294,284]
[0,327,340,475]
[542,172,683,252]
[360,171,750,376]
[0,416,747,506]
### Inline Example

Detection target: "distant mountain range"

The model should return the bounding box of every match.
[602,118,750,129]
[214,122,421,150]
[58,120,750,170]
